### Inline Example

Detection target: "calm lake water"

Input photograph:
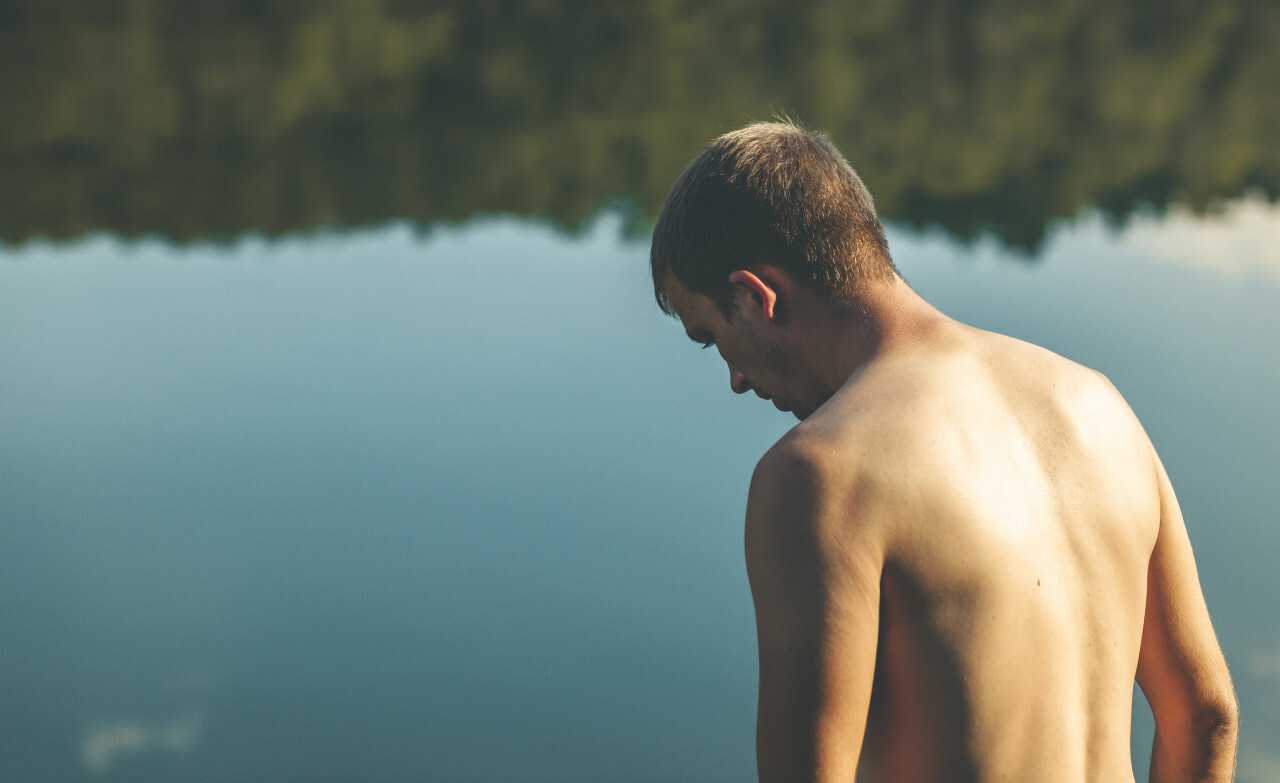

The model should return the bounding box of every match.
[2,201,1277,782]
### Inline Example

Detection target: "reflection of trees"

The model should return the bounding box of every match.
[1,0,1276,248]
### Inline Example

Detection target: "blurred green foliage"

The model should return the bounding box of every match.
[1,0,1276,247]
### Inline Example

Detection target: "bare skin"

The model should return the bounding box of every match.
[666,268,1238,783]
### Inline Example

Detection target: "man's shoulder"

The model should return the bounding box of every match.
[749,429,835,512]
[758,326,1150,507]
[752,421,861,497]
[871,324,1136,429]
[748,357,938,509]
[971,329,1147,439]
[745,426,889,587]
[970,325,1121,393]
[747,423,888,549]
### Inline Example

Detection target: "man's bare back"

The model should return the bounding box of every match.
[758,321,1161,780]
[651,120,1236,782]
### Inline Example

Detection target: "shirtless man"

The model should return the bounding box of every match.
[650,122,1238,782]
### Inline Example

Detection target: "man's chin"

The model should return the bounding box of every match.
[790,403,820,421]
[769,397,812,421]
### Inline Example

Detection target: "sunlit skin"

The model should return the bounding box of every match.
[665,267,1238,783]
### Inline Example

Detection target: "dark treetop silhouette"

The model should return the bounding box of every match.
[2,0,1276,248]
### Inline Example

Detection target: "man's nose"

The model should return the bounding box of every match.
[730,368,751,394]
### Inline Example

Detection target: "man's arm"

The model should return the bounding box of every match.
[1135,451,1238,783]
[745,438,883,783]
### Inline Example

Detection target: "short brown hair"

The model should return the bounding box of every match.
[651,120,897,316]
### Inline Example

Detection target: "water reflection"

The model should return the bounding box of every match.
[1,201,1276,782]
[1119,194,1280,282]
[2,0,1278,248]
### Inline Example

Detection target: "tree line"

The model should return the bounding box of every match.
[1,0,1276,248]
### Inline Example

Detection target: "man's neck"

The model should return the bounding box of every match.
[797,277,949,397]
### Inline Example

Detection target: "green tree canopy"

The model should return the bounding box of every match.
[1,0,1276,248]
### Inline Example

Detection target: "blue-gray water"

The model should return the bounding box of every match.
[2,204,1278,782]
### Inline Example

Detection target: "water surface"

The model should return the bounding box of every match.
[2,201,1276,782]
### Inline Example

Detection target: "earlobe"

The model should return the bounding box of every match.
[728,269,780,322]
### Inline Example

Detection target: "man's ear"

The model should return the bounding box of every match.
[728,269,782,323]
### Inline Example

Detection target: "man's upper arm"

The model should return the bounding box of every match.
[1135,451,1238,780]
[745,438,884,783]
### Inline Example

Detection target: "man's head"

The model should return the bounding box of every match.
[664,265,825,418]
[650,120,897,319]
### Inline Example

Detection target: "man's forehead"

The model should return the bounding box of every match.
[667,286,722,344]
[663,276,710,321]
